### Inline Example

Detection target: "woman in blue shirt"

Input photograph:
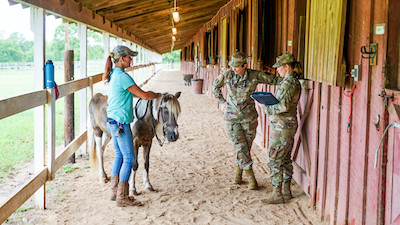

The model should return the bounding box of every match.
[103,45,160,207]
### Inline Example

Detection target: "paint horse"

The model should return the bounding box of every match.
[89,92,181,194]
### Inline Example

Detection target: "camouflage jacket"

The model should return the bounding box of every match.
[212,68,282,122]
[264,73,301,130]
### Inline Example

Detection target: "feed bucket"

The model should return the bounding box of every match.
[191,79,203,94]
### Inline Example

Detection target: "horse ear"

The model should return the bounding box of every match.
[175,92,181,99]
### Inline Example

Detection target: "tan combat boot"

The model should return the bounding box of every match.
[261,185,284,204]
[233,166,243,184]
[110,174,119,201]
[116,180,142,207]
[244,170,258,190]
[282,180,293,200]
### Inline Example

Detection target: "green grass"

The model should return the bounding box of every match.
[62,164,79,173]
[0,68,102,179]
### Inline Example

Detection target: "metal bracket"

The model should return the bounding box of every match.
[378,90,394,109]
[361,44,377,59]
[351,65,359,81]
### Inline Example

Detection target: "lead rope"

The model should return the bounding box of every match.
[150,100,164,146]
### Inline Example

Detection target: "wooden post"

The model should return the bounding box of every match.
[78,23,87,156]
[31,6,46,209]
[64,50,75,163]
[103,32,110,60]
[64,21,69,50]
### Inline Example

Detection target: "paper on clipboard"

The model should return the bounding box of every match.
[251,92,279,105]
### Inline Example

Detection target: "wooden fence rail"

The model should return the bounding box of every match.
[0,63,160,223]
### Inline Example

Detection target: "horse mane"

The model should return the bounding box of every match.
[162,93,181,119]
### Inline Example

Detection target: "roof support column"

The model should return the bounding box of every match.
[103,32,110,60]
[31,6,46,210]
[78,23,87,155]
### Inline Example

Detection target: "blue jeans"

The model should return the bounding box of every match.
[107,119,134,182]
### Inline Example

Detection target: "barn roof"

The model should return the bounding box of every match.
[75,0,229,53]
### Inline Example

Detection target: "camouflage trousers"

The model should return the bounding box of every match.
[225,119,258,170]
[267,127,296,187]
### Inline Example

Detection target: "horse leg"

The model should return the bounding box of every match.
[129,143,140,196]
[143,145,155,191]
[95,135,108,183]
[102,133,111,150]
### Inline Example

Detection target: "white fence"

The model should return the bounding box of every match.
[0,61,104,72]
[0,63,161,223]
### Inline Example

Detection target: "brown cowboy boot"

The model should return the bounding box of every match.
[282,180,293,200]
[233,166,243,184]
[261,185,284,204]
[110,174,119,201]
[116,180,142,207]
[244,170,258,190]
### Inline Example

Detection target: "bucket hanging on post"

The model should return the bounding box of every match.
[192,79,203,94]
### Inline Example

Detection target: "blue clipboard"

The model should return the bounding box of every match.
[251,92,279,105]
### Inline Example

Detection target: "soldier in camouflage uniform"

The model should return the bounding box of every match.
[212,52,282,190]
[262,53,301,204]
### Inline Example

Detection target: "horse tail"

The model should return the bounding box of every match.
[89,128,98,173]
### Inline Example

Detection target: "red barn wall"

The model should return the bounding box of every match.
[181,0,400,224]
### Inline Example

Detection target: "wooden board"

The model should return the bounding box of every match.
[304,0,347,87]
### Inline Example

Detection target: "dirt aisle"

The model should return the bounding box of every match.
[5,70,326,225]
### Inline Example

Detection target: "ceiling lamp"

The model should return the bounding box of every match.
[172,36,176,41]
[172,27,177,35]
[172,0,180,23]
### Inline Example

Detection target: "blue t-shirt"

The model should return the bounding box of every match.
[106,67,136,124]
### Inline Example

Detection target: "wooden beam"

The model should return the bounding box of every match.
[57,77,89,99]
[0,168,48,224]
[15,0,159,53]
[54,131,87,171]
[0,90,47,120]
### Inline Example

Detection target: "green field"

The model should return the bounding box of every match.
[0,69,102,180]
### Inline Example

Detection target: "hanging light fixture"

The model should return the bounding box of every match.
[172,36,176,41]
[172,27,177,35]
[172,0,180,23]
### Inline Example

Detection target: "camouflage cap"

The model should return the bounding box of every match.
[228,52,247,67]
[272,53,296,68]
[110,45,138,60]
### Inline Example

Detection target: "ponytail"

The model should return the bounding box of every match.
[103,56,112,82]
[292,61,303,79]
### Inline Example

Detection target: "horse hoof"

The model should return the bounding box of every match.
[146,187,156,192]
[130,190,140,196]
[99,176,109,183]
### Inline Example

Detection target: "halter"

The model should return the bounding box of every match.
[150,100,164,146]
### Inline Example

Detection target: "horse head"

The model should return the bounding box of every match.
[154,92,181,142]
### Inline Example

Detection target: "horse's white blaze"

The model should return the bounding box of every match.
[173,127,179,135]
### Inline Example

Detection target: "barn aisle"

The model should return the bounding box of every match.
[7,70,326,225]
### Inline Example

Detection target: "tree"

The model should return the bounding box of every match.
[162,50,181,64]
[46,23,80,61]
[0,32,34,62]
[0,39,24,62]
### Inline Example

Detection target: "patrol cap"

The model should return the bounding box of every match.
[272,53,296,68]
[109,45,138,60]
[228,52,247,67]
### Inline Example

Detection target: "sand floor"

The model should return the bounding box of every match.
[2,70,327,225]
